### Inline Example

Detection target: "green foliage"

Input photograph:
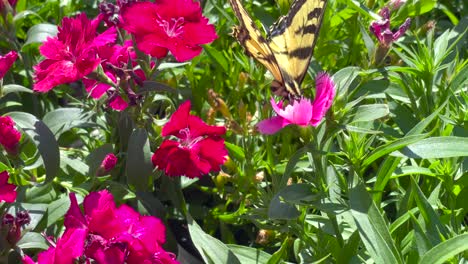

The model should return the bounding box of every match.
[0,0,467,263]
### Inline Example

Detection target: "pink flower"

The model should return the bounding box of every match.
[0,0,17,10]
[0,116,21,155]
[0,171,17,203]
[389,0,406,10]
[152,101,228,178]
[33,13,117,92]
[96,153,118,176]
[370,7,411,47]
[0,51,18,79]
[82,40,146,111]
[257,72,335,135]
[72,190,176,263]
[121,0,218,62]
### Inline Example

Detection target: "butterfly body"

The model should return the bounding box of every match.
[230,0,327,98]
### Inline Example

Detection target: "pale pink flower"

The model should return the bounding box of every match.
[257,73,335,135]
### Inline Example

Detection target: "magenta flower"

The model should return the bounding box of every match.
[24,190,178,263]
[96,153,118,176]
[121,0,218,62]
[0,51,18,79]
[0,0,17,10]
[0,116,21,155]
[257,72,335,135]
[152,101,228,178]
[370,7,411,48]
[2,211,31,247]
[82,40,147,111]
[33,13,117,92]
[0,171,17,203]
[389,0,406,10]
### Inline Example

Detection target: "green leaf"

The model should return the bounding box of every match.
[204,45,229,72]
[362,134,427,170]
[227,245,272,264]
[391,137,468,158]
[43,108,94,137]
[9,112,60,182]
[2,84,33,95]
[268,192,300,220]
[410,179,450,245]
[349,104,389,123]
[23,23,57,47]
[126,128,153,191]
[187,214,241,264]
[419,234,468,264]
[17,232,48,250]
[44,194,71,228]
[276,183,320,205]
[225,142,245,161]
[349,182,403,264]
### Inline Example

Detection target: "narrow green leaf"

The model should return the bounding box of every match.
[419,234,468,264]
[204,45,229,72]
[391,136,468,158]
[225,141,245,161]
[276,183,320,205]
[227,245,272,264]
[2,84,33,95]
[349,182,403,264]
[23,23,57,47]
[187,214,241,264]
[10,112,60,182]
[268,192,300,220]
[17,232,48,250]
[43,108,94,137]
[362,134,427,170]
[126,128,153,191]
[350,104,389,123]
[410,178,450,245]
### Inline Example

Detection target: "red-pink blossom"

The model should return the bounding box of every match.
[23,190,177,263]
[82,40,146,111]
[370,7,411,47]
[33,13,117,92]
[152,101,228,178]
[0,51,18,79]
[0,171,17,203]
[257,73,335,134]
[0,116,21,155]
[0,0,17,10]
[121,0,218,62]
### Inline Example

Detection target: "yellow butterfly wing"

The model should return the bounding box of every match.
[229,0,284,85]
[268,0,327,97]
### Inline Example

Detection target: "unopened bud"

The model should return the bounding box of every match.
[96,153,117,176]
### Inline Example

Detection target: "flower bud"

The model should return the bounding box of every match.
[96,153,118,176]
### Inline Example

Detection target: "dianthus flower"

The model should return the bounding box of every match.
[152,101,228,178]
[370,7,411,48]
[0,0,16,10]
[82,40,147,111]
[121,0,218,62]
[23,190,178,264]
[0,116,21,155]
[0,51,18,79]
[0,171,17,203]
[33,13,117,92]
[257,72,335,135]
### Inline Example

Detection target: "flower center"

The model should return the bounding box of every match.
[157,16,185,38]
[178,128,203,149]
